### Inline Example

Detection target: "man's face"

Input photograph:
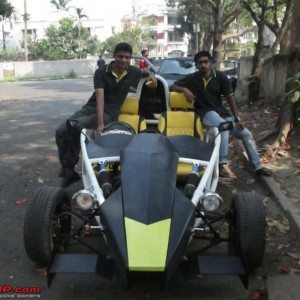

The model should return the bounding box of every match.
[113,51,132,69]
[196,56,211,74]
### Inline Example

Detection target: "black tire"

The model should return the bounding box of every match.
[229,192,266,271]
[24,185,71,266]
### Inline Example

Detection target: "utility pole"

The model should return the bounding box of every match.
[23,0,28,61]
[194,0,199,52]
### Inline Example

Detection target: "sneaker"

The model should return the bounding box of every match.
[219,164,235,178]
[256,167,272,176]
[60,169,80,188]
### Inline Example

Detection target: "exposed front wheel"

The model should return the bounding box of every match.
[229,192,266,271]
[23,185,71,266]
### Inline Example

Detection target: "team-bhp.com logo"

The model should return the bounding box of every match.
[0,285,41,298]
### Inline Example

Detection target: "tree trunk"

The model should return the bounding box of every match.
[269,0,300,155]
[279,26,291,54]
[248,23,265,102]
[212,5,222,69]
[2,23,6,50]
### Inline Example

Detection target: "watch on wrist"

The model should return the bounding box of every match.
[235,116,241,122]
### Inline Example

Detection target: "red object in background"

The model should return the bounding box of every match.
[138,59,149,69]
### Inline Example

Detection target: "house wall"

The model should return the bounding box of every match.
[236,55,288,103]
[0,59,98,79]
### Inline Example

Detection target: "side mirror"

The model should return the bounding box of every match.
[218,121,233,132]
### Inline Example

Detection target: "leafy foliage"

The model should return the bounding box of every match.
[50,0,72,11]
[0,47,19,60]
[0,0,15,49]
[99,25,155,56]
[28,18,94,60]
[286,72,300,103]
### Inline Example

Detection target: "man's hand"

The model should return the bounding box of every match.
[183,88,195,103]
[145,74,157,89]
[235,120,245,130]
[96,123,105,135]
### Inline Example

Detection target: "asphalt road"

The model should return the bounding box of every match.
[0,78,298,299]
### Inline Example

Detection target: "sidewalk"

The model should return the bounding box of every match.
[237,104,300,234]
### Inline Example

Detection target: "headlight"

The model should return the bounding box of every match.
[201,192,223,212]
[72,190,96,211]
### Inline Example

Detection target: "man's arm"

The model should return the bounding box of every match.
[169,84,195,103]
[95,88,105,133]
[225,94,245,129]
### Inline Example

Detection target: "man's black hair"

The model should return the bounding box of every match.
[113,42,133,55]
[141,49,148,56]
[194,51,212,63]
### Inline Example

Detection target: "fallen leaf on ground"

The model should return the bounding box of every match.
[249,290,264,300]
[277,150,288,157]
[279,265,292,274]
[15,199,27,205]
[277,244,285,250]
[37,177,44,183]
[291,159,300,169]
[35,268,47,277]
[287,253,300,260]
[246,178,255,185]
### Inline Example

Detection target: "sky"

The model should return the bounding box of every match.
[10,0,166,22]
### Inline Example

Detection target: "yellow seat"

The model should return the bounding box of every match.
[158,92,204,176]
[118,96,147,132]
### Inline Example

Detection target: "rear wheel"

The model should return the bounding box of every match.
[24,185,71,266]
[229,192,266,271]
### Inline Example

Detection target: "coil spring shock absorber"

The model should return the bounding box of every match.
[183,163,201,199]
[98,161,113,198]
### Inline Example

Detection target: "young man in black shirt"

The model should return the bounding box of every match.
[170,50,271,177]
[56,42,157,188]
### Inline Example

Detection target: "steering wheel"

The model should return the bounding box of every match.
[101,121,136,136]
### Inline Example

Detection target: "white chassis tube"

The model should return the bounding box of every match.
[80,127,220,211]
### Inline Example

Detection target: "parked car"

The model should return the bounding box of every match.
[156,57,196,86]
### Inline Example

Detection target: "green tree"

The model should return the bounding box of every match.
[50,0,72,11]
[167,0,241,66]
[28,17,80,60]
[100,25,154,56]
[242,0,292,101]
[0,0,14,50]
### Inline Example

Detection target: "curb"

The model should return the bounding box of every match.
[234,140,300,235]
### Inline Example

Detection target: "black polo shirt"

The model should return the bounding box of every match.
[173,70,233,118]
[86,62,145,119]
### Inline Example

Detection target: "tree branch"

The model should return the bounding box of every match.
[242,0,261,25]
[223,10,239,29]
[205,0,217,9]
[223,0,241,21]
[269,0,292,53]
[222,26,256,41]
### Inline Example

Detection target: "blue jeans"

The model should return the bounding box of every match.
[203,111,262,171]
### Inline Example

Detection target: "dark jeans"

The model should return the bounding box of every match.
[55,105,114,169]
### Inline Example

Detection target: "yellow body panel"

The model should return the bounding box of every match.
[125,217,171,271]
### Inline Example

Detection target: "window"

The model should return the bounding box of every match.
[168,31,183,42]
[156,33,164,40]
[167,16,177,25]
[22,29,37,40]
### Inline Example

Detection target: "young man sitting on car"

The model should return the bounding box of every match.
[55,42,157,188]
[170,50,271,178]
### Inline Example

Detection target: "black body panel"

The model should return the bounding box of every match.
[86,134,133,159]
[99,188,128,282]
[165,189,195,281]
[168,136,214,161]
[121,133,179,224]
